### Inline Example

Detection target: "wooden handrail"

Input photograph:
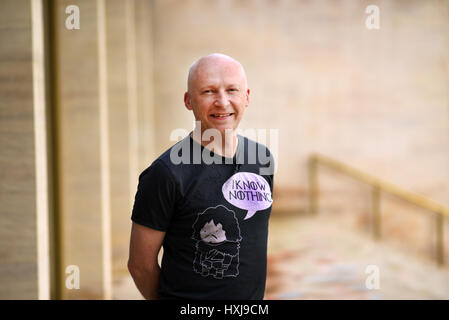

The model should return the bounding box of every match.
[308,153,447,266]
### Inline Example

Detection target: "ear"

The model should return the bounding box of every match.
[184,92,192,110]
[245,88,250,107]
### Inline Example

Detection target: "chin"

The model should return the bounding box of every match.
[216,127,237,136]
[206,124,232,133]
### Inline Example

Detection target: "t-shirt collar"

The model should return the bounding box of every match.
[188,131,242,164]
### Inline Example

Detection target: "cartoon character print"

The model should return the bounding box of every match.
[191,205,242,279]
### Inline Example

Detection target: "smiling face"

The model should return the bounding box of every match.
[184,54,250,136]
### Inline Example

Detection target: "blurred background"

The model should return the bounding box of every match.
[1,0,449,299]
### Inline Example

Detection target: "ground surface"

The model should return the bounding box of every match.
[114,212,449,300]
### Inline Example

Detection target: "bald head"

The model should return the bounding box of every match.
[183,53,250,136]
[187,53,248,94]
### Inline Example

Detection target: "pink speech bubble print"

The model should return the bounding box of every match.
[222,172,272,220]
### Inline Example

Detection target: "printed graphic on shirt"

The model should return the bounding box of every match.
[222,172,273,220]
[191,205,242,279]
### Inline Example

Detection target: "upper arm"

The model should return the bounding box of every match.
[131,161,178,231]
[128,222,166,271]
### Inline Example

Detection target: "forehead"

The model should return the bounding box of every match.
[191,58,246,88]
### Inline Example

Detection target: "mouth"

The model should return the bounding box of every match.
[210,113,234,120]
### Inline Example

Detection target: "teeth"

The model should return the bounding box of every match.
[213,113,232,117]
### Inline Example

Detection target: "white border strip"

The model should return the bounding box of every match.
[127,0,138,207]
[31,0,50,300]
[97,0,112,300]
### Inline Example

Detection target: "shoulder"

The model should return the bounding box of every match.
[137,159,174,188]
[239,134,275,176]
[240,134,272,156]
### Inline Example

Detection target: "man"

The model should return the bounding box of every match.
[128,53,275,299]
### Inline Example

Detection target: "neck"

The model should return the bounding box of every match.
[191,127,238,158]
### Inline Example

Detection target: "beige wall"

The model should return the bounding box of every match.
[149,0,449,213]
[52,0,154,299]
[1,0,448,299]
[54,0,107,299]
[0,0,37,299]
[106,0,156,284]
[0,0,50,299]
[105,0,132,287]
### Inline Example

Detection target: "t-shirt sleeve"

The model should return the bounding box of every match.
[131,160,178,231]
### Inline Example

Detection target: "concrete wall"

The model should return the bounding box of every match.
[106,0,156,285]
[148,0,449,264]
[0,0,154,299]
[52,0,154,299]
[0,0,50,299]
[1,0,448,299]
[150,0,449,212]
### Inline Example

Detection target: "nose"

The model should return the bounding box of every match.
[214,90,229,108]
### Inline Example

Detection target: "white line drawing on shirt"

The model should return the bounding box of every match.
[191,205,242,279]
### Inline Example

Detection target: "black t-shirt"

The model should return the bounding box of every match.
[131,133,275,300]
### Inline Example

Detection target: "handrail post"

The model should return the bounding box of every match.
[372,186,381,240]
[309,155,318,215]
[310,152,449,267]
[436,213,444,266]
